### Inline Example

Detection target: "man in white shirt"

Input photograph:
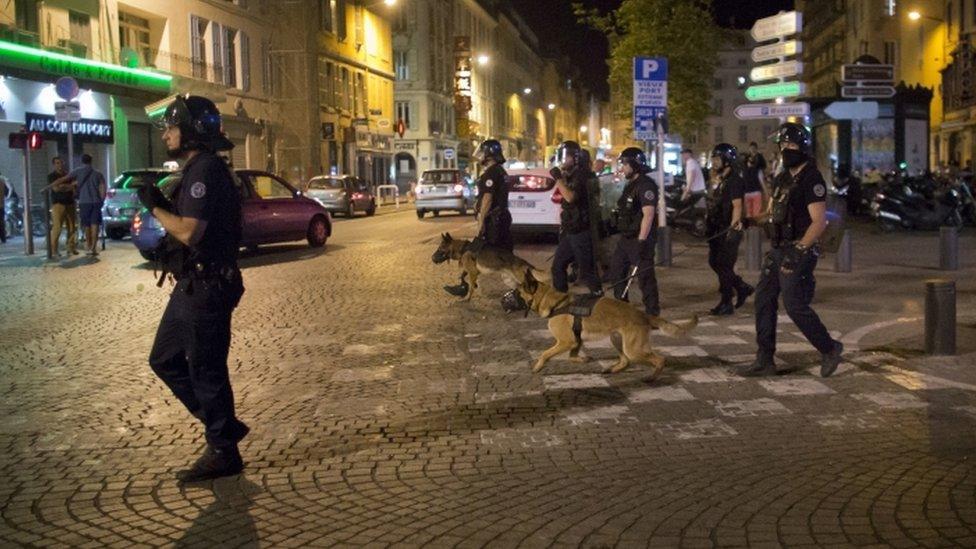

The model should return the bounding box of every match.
[681,148,706,203]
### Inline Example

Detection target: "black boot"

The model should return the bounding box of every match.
[709,300,734,316]
[738,356,776,377]
[177,445,244,483]
[735,283,754,309]
[820,340,844,378]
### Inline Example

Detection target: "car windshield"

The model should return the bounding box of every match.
[112,172,165,190]
[509,175,555,192]
[421,171,456,184]
[308,178,344,190]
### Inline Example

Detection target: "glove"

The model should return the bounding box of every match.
[549,167,564,181]
[780,244,808,273]
[138,184,172,213]
[725,224,744,244]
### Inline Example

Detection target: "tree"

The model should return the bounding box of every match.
[576,0,723,140]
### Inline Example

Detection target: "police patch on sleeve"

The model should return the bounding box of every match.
[190,181,207,199]
[813,183,826,198]
[485,179,493,188]
[644,190,656,201]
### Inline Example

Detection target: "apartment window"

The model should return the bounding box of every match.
[240,33,250,91]
[395,101,411,129]
[355,72,366,117]
[15,0,39,33]
[120,12,152,66]
[738,125,748,142]
[394,50,408,80]
[320,0,347,39]
[68,11,91,57]
[884,41,897,65]
[190,15,209,79]
[713,99,723,116]
[714,126,724,143]
[340,67,351,111]
[212,25,238,87]
[261,39,272,95]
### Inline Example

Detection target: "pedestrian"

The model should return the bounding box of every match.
[46,157,78,257]
[51,154,106,255]
[743,141,767,217]
[680,148,707,206]
[550,140,603,295]
[138,94,249,481]
[0,173,7,244]
[705,143,753,316]
[608,147,660,315]
[443,139,512,296]
[740,123,844,378]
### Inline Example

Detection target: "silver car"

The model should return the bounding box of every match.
[304,175,377,217]
[103,168,175,239]
[415,169,476,218]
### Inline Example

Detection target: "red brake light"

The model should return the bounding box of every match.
[453,184,463,193]
[132,212,142,234]
[551,187,563,204]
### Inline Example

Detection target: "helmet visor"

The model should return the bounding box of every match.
[554,146,579,167]
[145,95,191,130]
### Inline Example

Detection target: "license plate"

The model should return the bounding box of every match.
[511,200,535,209]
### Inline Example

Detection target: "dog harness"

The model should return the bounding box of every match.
[548,294,602,344]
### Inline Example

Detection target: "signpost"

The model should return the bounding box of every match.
[841,60,896,171]
[749,60,803,82]
[751,40,802,63]
[55,77,80,171]
[824,101,880,120]
[735,102,810,120]
[841,85,896,99]
[750,11,802,42]
[633,56,670,265]
[744,81,806,101]
[842,64,894,83]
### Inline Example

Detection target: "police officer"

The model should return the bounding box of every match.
[740,123,844,378]
[608,147,660,315]
[138,94,249,481]
[705,143,753,316]
[444,139,512,296]
[550,141,603,295]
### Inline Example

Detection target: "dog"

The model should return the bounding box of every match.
[432,233,548,301]
[515,271,697,377]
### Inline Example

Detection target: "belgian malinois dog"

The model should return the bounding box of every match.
[516,271,698,377]
[432,233,548,301]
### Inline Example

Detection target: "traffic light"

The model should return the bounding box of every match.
[27,132,42,150]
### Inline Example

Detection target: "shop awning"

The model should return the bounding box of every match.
[0,40,172,98]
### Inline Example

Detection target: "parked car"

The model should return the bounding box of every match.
[414,169,476,218]
[132,169,332,261]
[103,168,175,239]
[507,168,561,235]
[304,175,376,217]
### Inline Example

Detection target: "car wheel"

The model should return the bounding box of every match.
[307,215,329,248]
[139,250,156,261]
[416,209,425,219]
[346,202,355,217]
[107,227,127,240]
[458,207,467,216]
[366,201,376,216]
[432,210,440,217]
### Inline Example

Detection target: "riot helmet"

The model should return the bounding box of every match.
[775,122,812,154]
[147,94,234,154]
[474,139,505,164]
[710,143,737,171]
[617,147,649,175]
[554,140,583,168]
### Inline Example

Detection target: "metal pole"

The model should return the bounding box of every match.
[925,279,956,355]
[835,229,852,273]
[44,189,52,259]
[67,123,74,172]
[23,145,33,256]
[653,122,671,267]
[939,226,959,270]
[745,226,763,271]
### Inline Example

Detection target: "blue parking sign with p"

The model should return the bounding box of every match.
[634,57,668,81]
[633,56,668,140]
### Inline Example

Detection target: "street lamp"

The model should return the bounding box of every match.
[580,125,588,133]
[547,103,556,110]
[477,54,490,66]
[523,87,532,95]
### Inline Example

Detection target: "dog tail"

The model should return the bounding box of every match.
[646,314,698,338]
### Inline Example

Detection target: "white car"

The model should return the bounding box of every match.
[507,168,562,235]
[415,169,476,218]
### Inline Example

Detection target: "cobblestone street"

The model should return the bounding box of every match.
[1,212,975,548]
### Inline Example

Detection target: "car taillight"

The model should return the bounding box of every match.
[551,187,563,204]
[352,192,364,199]
[453,184,463,193]
[107,189,116,198]
[132,212,142,234]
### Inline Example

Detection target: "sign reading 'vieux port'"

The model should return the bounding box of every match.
[25,113,114,144]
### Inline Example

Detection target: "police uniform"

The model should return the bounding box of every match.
[754,163,835,361]
[476,163,513,251]
[608,173,660,315]
[706,171,750,307]
[148,151,249,451]
[551,169,602,294]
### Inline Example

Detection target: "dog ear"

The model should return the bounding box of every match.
[445,232,452,241]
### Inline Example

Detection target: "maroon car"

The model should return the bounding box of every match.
[132,170,333,260]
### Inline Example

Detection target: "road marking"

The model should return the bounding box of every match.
[655,418,738,439]
[840,317,920,351]
[759,378,835,396]
[627,386,695,403]
[712,397,792,417]
[852,392,927,410]
[680,367,742,384]
[563,405,636,425]
[880,365,976,392]
[543,374,610,390]
[658,346,709,357]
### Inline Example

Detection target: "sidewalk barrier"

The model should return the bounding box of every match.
[925,279,956,355]
[376,185,399,209]
[834,229,852,273]
[939,226,959,270]
[745,226,763,271]
[656,226,672,267]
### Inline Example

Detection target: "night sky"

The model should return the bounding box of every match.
[510,0,794,99]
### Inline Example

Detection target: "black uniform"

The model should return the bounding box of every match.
[608,174,660,315]
[476,163,513,252]
[754,163,835,360]
[149,152,248,450]
[706,171,749,303]
[551,170,602,294]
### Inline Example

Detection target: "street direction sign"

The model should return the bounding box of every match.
[824,101,880,120]
[633,56,668,140]
[842,64,894,83]
[751,11,803,42]
[751,40,802,63]
[841,86,896,99]
[734,102,810,120]
[745,81,806,101]
[750,60,803,82]
[54,100,82,122]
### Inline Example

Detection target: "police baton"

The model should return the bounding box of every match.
[619,265,640,301]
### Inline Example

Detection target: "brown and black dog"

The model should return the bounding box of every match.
[516,271,697,377]
[432,233,548,301]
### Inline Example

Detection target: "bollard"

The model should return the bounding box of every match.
[925,279,956,355]
[745,226,763,271]
[939,226,959,270]
[656,225,672,267]
[834,229,852,273]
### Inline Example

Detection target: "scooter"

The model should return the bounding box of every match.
[664,181,707,237]
[3,195,47,239]
[871,179,963,231]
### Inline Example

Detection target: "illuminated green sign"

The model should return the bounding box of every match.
[0,40,171,91]
[745,82,806,101]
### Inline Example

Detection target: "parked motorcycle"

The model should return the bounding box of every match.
[4,194,48,239]
[870,177,964,231]
[664,180,707,237]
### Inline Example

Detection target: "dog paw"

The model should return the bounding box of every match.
[570,355,590,363]
[532,361,546,372]
[610,362,629,373]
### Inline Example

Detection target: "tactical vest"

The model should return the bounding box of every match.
[616,177,645,237]
[560,172,590,234]
[766,172,796,246]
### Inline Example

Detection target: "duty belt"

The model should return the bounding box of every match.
[185,261,238,280]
